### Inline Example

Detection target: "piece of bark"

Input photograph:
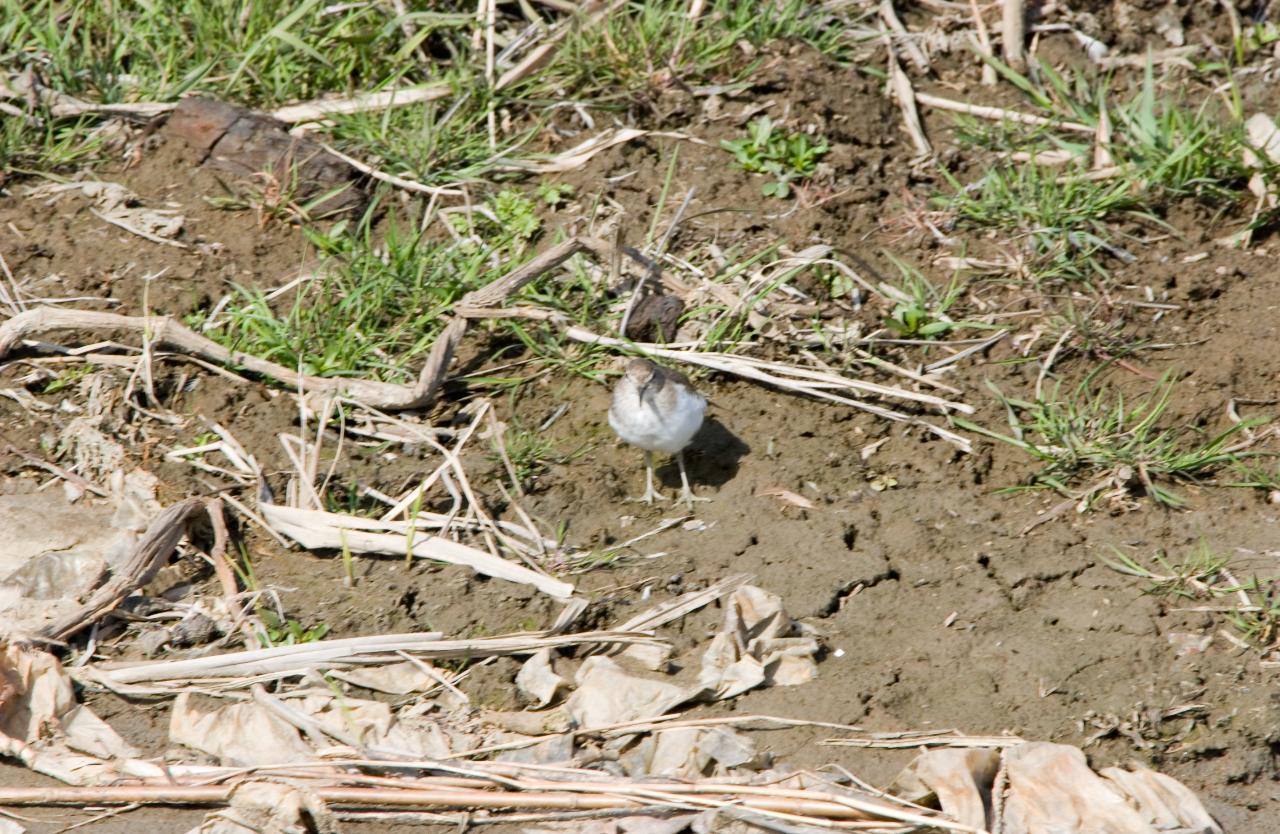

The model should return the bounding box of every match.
[625,295,684,343]
[165,97,368,218]
[38,498,206,643]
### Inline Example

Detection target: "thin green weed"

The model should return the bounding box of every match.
[0,114,106,173]
[325,83,536,188]
[1106,542,1280,649]
[194,210,528,382]
[936,163,1147,283]
[548,0,862,104]
[228,542,331,648]
[939,57,1251,282]
[957,375,1261,508]
[878,255,990,339]
[40,363,94,395]
[195,187,612,385]
[490,419,590,493]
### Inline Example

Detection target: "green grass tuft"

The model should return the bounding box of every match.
[720,115,829,198]
[958,375,1261,508]
[192,188,614,385]
[193,210,534,382]
[1106,542,1280,649]
[937,57,1251,283]
[1,0,453,106]
[936,162,1148,284]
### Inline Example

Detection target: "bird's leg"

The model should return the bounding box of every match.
[676,451,711,509]
[628,450,667,504]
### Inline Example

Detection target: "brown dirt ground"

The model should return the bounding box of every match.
[2,30,1280,834]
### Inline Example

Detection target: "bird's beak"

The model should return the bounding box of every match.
[637,377,654,405]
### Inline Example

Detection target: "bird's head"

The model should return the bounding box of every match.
[624,358,657,400]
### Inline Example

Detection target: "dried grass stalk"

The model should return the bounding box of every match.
[887,50,932,159]
[496,0,627,90]
[79,629,658,686]
[0,308,444,411]
[1001,0,1026,71]
[914,92,1093,134]
[0,777,976,831]
[258,501,574,599]
[272,84,451,124]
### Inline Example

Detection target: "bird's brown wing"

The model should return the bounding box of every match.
[653,362,697,393]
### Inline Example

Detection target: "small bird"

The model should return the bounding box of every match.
[608,358,708,508]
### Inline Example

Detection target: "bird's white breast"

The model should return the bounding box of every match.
[609,382,706,454]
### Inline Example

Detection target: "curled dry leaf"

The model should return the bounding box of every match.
[329,660,444,696]
[1003,742,1221,834]
[891,742,1221,833]
[860,436,890,462]
[698,585,818,699]
[516,648,568,708]
[0,645,148,786]
[566,656,692,730]
[1245,113,1280,208]
[890,747,1000,830]
[1100,763,1223,833]
[0,470,161,640]
[30,181,185,246]
[170,692,314,767]
[620,725,760,779]
[754,487,816,510]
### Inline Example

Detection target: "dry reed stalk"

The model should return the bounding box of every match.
[969,0,997,85]
[0,778,976,831]
[496,0,627,90]
[878,0,930,72]
[1093,102,1114,170]
[257,501,573,598]
[203,499,258,644]
[497,128,702,174]
[320,143,464,196]
[0,76,173,120]
[1001,0,1025,71]
[825,731,1025,749]
[886,50,932,159]
[444,713,867,761]
[270,83,451,124]
[482,0,497,150]
[611,573,752,633]
[914,92,1093,133]
[924,329,1009,373]
[79,629,655,685]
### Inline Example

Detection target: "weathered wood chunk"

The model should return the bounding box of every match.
[165,97,368,217]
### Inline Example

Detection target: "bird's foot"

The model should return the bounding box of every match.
[626,484,668,505]
[676,486,711,510]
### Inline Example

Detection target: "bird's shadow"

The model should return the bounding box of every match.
[656,416,749,489]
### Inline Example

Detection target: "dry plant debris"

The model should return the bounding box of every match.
[0,633,1222,834]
